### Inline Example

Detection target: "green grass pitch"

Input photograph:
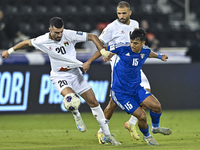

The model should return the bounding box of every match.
[0,109,200,150]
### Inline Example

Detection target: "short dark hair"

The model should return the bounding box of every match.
[130,28,146,41]
[117,1,130,9]
[49,17,64,28]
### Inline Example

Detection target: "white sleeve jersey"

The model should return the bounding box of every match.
[99,19,139,70]
[99,19,139,46]
[31,29,87,72]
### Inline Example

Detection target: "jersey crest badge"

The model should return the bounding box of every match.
[126,53,130,56]
[64,41,69,47]
[140,53,145,59]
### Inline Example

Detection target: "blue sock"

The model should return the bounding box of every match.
[150,110,162,128]
[139,124,150,137]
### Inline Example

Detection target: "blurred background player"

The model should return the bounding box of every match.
[2,17,121,146]
[140,19,160,51]
[0,9,9,49]
[186,30,200,62]
[101,28,171,145]
[82,22,109,54]
[83,1,151,143]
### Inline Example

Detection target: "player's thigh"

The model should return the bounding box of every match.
[80,88,99,107]
[104,97,117,119]
[141,95,161,113]
[107,97,117,109]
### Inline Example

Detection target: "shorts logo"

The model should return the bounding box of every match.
[110,45,115,51]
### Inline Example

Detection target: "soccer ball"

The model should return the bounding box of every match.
[63,93,81,111]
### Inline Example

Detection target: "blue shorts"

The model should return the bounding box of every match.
[111,87,152,114]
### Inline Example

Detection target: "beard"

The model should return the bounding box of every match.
[119,18,128,24]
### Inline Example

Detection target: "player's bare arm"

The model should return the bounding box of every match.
[88,33,104,51]
[149,51,168,61]
[83,50,101,73]
[2,39,33,59]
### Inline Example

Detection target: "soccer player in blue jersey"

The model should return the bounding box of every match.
[100,28,172,145]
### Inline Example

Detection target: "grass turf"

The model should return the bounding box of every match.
[0,109,200,150]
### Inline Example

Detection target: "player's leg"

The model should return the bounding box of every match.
[61,87,86,132]
[96,97,117,143]
[50,73,87,132]
[81,89,121,145]
[132,107,158,145]
[141,95,172,135]
[104,97,117,120]
[111,90,158,145]
[124,70,150,140]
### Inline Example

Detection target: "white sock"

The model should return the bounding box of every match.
[129,115,138,125]
[98,119,110,133]
[91,105,110,136]
[71,109,81,118]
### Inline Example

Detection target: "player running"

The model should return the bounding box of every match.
[1,17,121,146]
[83,1,149,143]
[100,28,172,145]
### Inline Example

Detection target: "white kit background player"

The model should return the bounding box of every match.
[83,1,151,143]
[1,17,121,145]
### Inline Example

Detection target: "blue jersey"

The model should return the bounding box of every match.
[107,43,151,96]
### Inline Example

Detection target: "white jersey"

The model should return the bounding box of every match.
[99,19,139,68]
[99,19,139,46]
[31,29,87,73]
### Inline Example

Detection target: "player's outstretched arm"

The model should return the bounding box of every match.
[83,34,112,73]
[2,39,33,59]
[149,51,168,61]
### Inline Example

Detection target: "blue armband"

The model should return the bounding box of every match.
[157,54,162,59]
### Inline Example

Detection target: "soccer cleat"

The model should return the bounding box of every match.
[96,131,105,144]
[143,135,159,145]
[124,121,140,140]
[102,134,121,145]
[152,127,172,135]
[74,116,86,132]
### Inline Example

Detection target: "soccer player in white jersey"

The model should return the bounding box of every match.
[83,1,150,143]
[101,28,172,145]
[1,17,121,145]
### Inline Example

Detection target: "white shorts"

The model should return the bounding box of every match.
[50,68,91,95]
[140,69,151,89]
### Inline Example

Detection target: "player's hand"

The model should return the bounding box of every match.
[102,52,115,62]
[161,54,168,61]
[82,61,90,73]
[102,56,111,62]
[2,50,10,59]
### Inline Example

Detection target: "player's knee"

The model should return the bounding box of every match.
[87,99,99,108]
[153,102,162,113]
[137,113,147,123]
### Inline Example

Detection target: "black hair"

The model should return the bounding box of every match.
[49,17,64,28]
[130,28,146,41]
[117,1,130,9]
